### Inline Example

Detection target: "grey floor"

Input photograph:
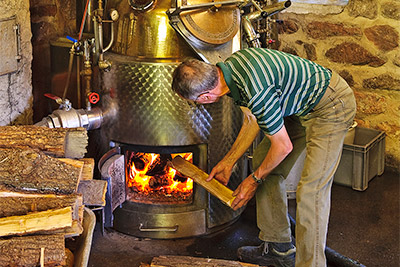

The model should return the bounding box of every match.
[87,170,399,267]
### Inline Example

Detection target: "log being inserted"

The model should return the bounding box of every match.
[170,156,236,208]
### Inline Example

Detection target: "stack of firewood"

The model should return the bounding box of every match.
[0,126,106,266]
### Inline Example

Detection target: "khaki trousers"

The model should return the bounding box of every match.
[252,72,356,267]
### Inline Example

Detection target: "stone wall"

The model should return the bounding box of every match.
[0,0,33,125]
[278,0,400,172]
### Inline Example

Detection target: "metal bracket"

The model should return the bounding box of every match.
[13,24,21,61]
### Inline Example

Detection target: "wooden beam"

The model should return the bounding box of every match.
[170,156,236,207]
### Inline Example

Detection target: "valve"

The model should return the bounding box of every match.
[44,93,72,111]
[88,92,100,104]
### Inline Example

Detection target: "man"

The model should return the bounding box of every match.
[171,48,356,267]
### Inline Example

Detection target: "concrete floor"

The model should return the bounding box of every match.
[87,170,399,267]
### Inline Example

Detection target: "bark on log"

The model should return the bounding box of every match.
[0,148,82,194]
[0,234,65,267]
[170,156,236,207]
[0,125,87,158]
[150,256,261,267]
[0,193,83,221]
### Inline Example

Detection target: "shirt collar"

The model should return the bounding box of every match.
[216,62,242,104]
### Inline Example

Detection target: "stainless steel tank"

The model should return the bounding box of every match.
[98,0,246,238]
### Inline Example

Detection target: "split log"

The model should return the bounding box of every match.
[150,255,261,267]
[0,125,87,158]
[0,234,65,267]
[0,192,85,237]
[0,148,82,194]
[77,180,108,206]
[0,193,83,221]
[170,156,236,207]
[0,207,72,237]
[79,158,95,180]
[41,219,84,238]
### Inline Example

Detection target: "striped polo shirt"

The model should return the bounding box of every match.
[217,48,332,135]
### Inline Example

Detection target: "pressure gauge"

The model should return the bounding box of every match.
[109,9,119,21]
[128,0,154,11]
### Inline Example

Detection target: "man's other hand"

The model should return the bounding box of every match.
[231,176,258,211]
[207,160,233,185]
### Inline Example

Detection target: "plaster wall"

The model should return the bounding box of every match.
[0,0,33,125]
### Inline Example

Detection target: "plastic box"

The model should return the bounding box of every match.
[334,126,385,191]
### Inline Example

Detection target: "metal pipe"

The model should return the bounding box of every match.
[103,20,114,52]
[62,44,75,100]
[77,56,81,109]
[242,17,261,48]
[82,40,93,110]
[34,107,103,130]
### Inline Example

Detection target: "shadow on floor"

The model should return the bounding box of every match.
[88,170,399,267]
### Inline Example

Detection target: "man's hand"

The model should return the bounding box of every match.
[207,160,233,185]
[230,176,258,211]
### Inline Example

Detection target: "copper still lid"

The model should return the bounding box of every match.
[106,0,239,60]
[179,0,240,45]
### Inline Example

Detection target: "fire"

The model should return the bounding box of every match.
[126,152,193,196]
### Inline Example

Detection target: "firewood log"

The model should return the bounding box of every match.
[0,207,72,237]
[79,158,95,180]
[0,234,65,267]
[77,179,108,206]
[0,193,82,221]
[0,148,82,194]
[170,156,236,207]
[150,255,261,267]
[0,125,87,158]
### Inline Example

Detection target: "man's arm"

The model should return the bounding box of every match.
[230,125,293,210]
[207,106,260,185]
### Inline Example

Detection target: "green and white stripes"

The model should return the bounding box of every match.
[222,48,331,135]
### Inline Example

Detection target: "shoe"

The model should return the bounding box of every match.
[237,242,296,267]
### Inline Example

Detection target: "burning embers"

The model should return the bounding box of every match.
[126,152,193,204]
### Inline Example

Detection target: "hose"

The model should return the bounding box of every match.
[79,0,91,41]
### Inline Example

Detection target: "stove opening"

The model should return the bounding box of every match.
[125,150,194,204]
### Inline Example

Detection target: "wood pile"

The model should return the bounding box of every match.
[0,126,105,267]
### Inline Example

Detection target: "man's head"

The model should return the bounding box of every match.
[171,59,222,104]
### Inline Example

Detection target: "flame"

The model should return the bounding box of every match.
[127,152,193,195]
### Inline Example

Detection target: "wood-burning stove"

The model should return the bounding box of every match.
[100,141,246,239]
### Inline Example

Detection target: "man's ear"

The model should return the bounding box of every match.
[199,94,209,101]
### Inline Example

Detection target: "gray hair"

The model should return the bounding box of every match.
[171,59,219,100]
